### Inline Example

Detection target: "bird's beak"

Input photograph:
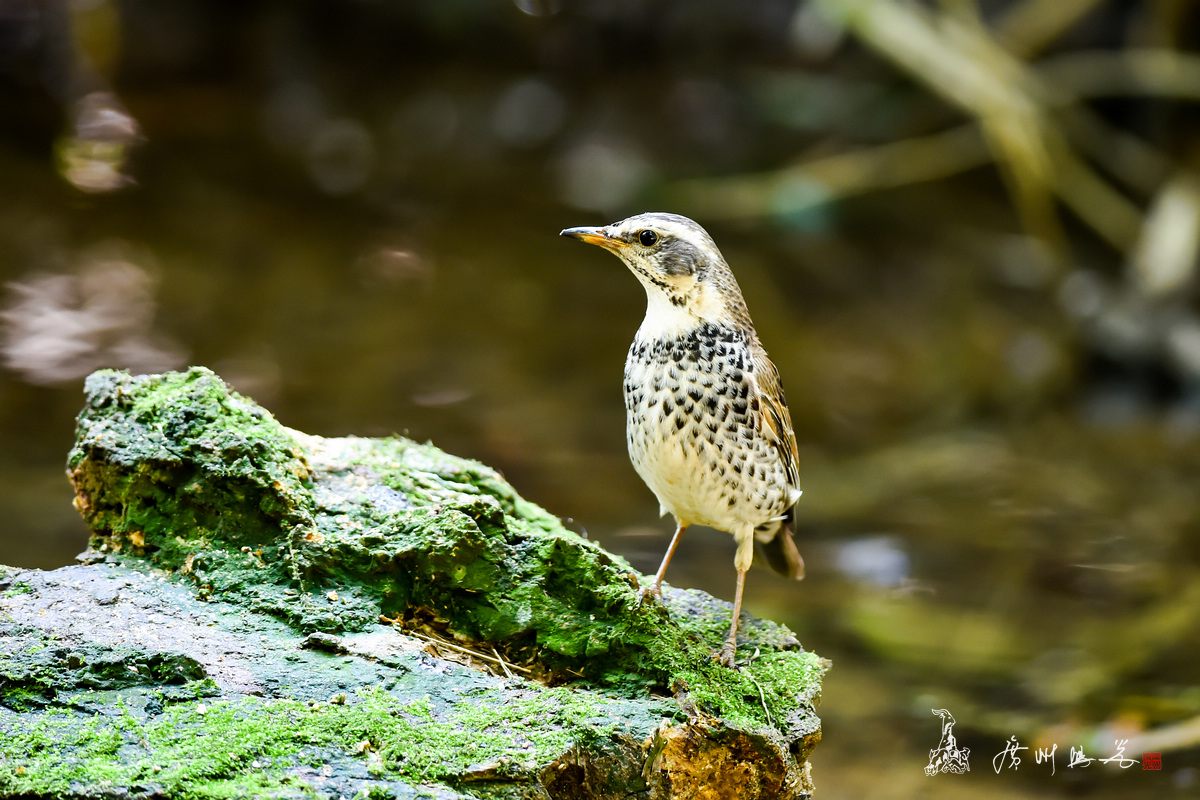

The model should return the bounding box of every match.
[560,226,622,252]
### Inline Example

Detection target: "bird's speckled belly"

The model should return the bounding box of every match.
[623,325,792,535]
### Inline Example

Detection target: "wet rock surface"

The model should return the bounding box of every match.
[0,367,827,799]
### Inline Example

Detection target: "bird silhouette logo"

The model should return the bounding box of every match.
[926,708,971,775]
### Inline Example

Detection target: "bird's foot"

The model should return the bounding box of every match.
[717,638,738,668]
[636,580,663,607]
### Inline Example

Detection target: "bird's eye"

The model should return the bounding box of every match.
[638,230,659,247]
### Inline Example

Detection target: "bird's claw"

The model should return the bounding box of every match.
[717,639,738,668]
[636,582,663,607]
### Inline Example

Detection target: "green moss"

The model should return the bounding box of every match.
[628,609,826,731]
[0,685,630,798]
[66,368,825,735]
[1,580,32,597]
[351,686,617,781]
[69,367,314,555]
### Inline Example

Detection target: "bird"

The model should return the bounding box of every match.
[560,212,804,667]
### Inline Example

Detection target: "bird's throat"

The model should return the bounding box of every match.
[636,281,725,342]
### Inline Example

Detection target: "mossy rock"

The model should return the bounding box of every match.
[2,367,829,798]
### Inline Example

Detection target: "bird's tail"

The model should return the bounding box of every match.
[754,506,805,580]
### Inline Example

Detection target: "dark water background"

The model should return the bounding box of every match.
[2,2,1199,797]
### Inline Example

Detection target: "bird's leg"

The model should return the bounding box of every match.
[651,522,688,589]
[638,522,687,605]
[718,532,755,667]
[718,568,747,667]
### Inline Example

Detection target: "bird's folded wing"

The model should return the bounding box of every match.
[749,345,801,493]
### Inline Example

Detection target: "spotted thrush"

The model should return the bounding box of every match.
[561,212,804,667]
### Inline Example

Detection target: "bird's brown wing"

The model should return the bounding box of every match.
[748,344,801,493]
[748,344,805,580]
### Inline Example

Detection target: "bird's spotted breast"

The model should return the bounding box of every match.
[623,322,791,531]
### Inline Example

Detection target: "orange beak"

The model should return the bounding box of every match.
[560,226,623,253]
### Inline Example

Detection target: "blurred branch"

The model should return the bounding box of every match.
[663,124,990,220]
[1126,714,1200,754]
[1047,133,1143,252]
[1023,49,1200,198]
[1037,48,1200,102]
[1034,49,1200,228]
[1052,104,1172,197]
[818,0,1072,252]
[994,0,1109,59]
[668,0,1181,261]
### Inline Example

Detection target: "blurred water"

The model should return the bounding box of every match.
[1,2,1197,797]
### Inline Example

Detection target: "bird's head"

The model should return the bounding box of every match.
[560,212,749,335]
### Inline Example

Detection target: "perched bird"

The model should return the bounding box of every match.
[561,212,804,667]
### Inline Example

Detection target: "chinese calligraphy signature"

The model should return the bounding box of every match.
[926,709,1151,778]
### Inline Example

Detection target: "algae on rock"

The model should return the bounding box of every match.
[2,366,828,798]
